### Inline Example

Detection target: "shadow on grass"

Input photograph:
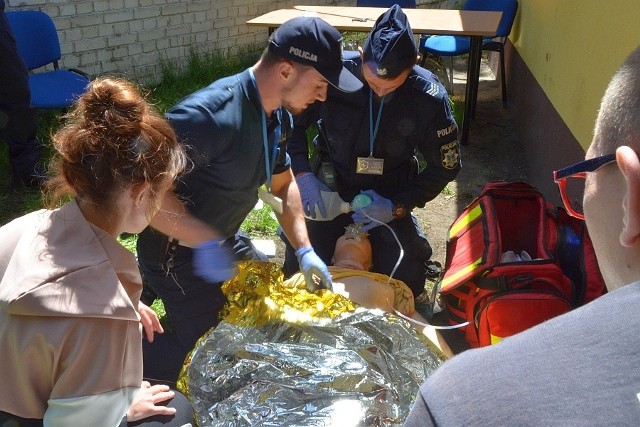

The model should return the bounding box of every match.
[0,174,44,226]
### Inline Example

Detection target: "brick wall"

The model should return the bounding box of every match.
[7,0,453,84]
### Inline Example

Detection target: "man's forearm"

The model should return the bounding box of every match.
[272,171,311,250]
[149,190,223,247]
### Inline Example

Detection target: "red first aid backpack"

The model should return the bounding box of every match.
[440,181,606,348]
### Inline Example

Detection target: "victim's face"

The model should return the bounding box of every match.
[332,233,373,271]
[281,65,329,115]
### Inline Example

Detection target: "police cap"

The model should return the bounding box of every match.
[269,16,362,93]
[363,5,417,78]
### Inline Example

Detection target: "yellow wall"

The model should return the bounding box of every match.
[510,0,640,149]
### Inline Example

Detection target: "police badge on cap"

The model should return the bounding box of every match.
[363,5,417,79]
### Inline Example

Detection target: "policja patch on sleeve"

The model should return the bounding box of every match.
[440,140,460,169]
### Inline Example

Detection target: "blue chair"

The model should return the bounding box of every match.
[420,0,518,106]
[343,1,418,62]
[6,10,90,109]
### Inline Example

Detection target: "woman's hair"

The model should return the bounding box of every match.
[46,78,187,217]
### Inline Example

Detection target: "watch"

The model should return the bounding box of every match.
[392,202,408,219]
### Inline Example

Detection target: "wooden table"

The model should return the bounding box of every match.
[247,6,502,145]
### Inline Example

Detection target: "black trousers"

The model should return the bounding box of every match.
[137,229,267,386]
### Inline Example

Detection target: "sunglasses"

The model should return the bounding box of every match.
[553,154,616,220]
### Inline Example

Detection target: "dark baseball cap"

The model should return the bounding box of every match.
[268,16,362,93]
[363,5,417,78]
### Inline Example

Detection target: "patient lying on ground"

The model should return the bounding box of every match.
[286,224,414,316]
[284,224,452,357]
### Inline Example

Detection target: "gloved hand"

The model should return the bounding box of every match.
[295,172,332,219]
[295,246,333,292]
[193,238,237,283]
[351,189,394,231]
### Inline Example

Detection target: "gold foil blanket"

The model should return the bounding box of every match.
[179,261,445,426]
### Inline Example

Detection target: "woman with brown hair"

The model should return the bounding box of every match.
[0,78,194,426]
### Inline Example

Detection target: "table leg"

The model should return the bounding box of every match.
[460,35,483,146]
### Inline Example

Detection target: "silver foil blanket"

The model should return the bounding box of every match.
[185,309,445,426]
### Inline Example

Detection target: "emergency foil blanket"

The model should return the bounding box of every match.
[179,261,445,426]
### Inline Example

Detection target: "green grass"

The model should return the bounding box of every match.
[117,233,138,252]
[342,31,368,50]
[441,182,456,197]
[241,202,279,237]
[148,45,262,111]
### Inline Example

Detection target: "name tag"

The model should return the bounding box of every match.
[356,157,384,175]
[258,187,284,215]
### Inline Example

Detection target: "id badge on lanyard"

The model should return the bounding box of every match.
[357,90,385,175]
[356,156,384,175]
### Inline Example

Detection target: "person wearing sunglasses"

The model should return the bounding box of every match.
[403,46,640,426]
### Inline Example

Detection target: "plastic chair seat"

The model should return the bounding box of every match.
[6,10,91,110]
[423,35,472,56]
[29,70,90,109]
[423,35,499,56]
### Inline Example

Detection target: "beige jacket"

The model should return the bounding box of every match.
[0,200,143,427]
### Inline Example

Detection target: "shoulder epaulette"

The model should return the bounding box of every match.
[411,67,446,100]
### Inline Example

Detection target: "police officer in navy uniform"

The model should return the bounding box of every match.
[136,17,362,385]
[0,0,43,187]
[281,5,461,297]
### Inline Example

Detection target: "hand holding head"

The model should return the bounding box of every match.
[295,246,333,291]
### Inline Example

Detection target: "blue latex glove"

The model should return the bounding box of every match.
[295,172,332,219]
[193,238,237,283]
[351,189,394,231]
[295,246,333,292]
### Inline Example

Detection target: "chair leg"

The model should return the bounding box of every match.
[422,54,453,96]
[499,46,507,107]
[447,56,454,96]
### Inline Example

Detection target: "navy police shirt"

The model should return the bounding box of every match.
[165,69,290,238]
[288,59,460,210]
